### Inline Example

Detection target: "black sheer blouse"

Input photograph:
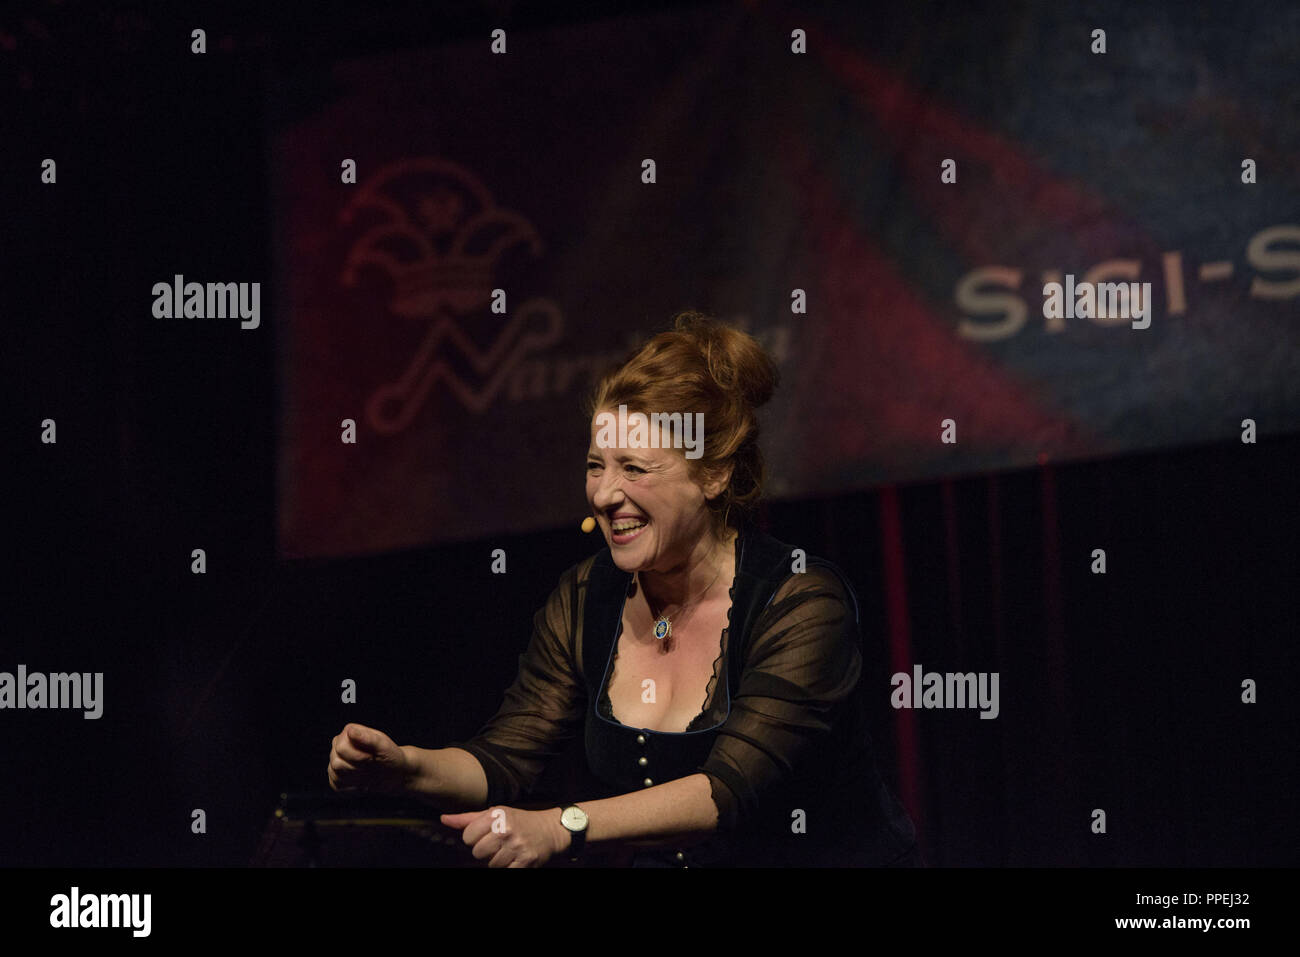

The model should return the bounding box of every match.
[449,520,918,867]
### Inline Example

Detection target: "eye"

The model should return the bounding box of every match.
[625,464,646,474]
[586,461,602,473]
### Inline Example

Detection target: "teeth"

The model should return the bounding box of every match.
[612,520,647,533]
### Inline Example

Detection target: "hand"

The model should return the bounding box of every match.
[440,806,570,868]
[327,723,412,793]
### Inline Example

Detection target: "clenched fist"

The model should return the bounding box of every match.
[327,723,413,793]
[440,807,571,868]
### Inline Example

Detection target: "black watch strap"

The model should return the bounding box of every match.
[560,804,588,860]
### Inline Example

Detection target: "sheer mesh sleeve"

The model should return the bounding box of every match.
[447,561,587,806]
[698,565,862,832]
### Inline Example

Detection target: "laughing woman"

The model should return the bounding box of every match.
[328,311,919,867]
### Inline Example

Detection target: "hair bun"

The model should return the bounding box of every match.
[672,311,778,409]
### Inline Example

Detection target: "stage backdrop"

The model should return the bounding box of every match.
[272,1,1300,558]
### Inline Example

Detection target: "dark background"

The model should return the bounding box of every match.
[3,0,1297,868]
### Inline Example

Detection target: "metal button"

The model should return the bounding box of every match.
[637,756,648,767]
[643,777,653,787]
[636,733,646,745]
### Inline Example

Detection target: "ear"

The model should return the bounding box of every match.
[700,461,734,500]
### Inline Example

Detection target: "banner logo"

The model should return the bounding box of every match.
[339,157,563,431]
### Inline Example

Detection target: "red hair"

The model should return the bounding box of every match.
[584,311,779,532]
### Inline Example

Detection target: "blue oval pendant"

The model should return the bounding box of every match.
[653,618,671,641]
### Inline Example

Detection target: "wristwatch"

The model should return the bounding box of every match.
[559,804,588,861]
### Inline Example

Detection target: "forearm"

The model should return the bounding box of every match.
[400,745,489,807]
[575,773,719,850]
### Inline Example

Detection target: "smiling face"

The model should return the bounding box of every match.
[585,408,727,574]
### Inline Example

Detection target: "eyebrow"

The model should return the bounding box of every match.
[587,449,648,463]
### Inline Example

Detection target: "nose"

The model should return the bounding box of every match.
[590,467,626,512]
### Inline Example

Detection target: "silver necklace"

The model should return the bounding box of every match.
[639,550,725,643]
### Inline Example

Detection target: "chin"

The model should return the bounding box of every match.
[610,551,643,573]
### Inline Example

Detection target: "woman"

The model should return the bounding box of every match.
[328,311,919,867]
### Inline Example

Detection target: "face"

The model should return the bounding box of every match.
[585,409,726,574]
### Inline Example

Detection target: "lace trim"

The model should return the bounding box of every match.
[599,533,739,732]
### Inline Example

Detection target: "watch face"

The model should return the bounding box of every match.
[561,806,588,830]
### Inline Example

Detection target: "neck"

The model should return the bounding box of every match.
[639,524,736,613]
